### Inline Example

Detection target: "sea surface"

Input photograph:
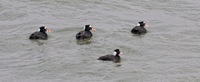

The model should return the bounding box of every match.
[0,0,200,82]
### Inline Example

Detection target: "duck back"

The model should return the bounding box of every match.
[76,31,92,40]
[131,26,147,35]
[98,55,115,61]
[29,32,48,40]
[98,54,120,63]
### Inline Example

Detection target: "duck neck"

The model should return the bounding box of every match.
[140,25,145,28]
[115,54,120,57]
[40,31,45,33]
[85,29,91,32]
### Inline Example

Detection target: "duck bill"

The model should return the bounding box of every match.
[91,28,96,31]
[47,29,51,32]
[145,24,148,27]
[120,52,123,55]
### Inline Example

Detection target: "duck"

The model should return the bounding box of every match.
[131,21,147,35]
[76,25,96,40]
[98,49,122,63]
[29,26,51,40]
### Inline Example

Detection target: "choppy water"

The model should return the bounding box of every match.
[0,0,200,82]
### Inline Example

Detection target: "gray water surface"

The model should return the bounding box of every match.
[0,0,200,82]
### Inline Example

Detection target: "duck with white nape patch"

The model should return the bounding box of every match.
[98,49,123,63]
[29,26,51,40]
[131,21,147,35]
[76,25,96,40]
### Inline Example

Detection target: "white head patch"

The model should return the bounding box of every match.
[113,51,117,56]
[83,26,86,30]
[137,23,140,26]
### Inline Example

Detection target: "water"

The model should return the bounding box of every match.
[0,0,200,82]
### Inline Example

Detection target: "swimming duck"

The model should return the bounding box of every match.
[76,25,96,40]
[98,49,122,63]
[29,26,51,40]
[131,21,147,35]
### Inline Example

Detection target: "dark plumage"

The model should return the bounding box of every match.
[76,25,96,40]
[98,49,122,63]
[29,26,51,40]
[131,21,147,35]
